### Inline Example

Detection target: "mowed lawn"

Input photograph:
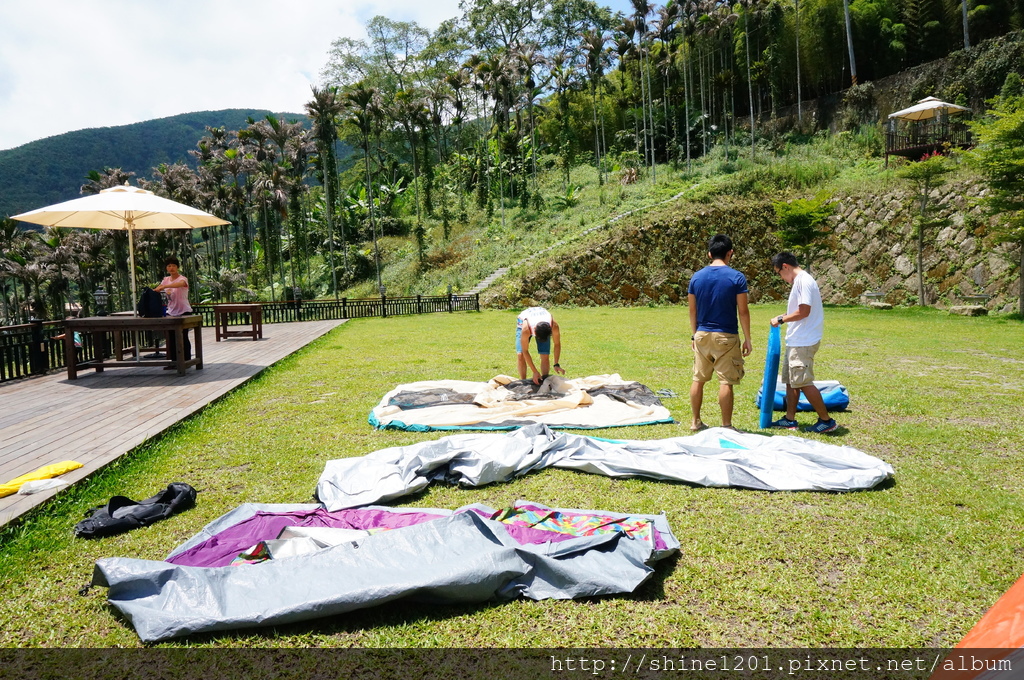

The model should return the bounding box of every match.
[1,305,1022,647]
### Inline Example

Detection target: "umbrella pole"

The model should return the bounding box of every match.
[128,224,138,316]
[128,224,141,361]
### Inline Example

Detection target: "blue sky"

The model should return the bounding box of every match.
[602,0,636,17]
[0,0,635,151]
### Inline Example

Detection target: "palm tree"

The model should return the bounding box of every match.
[220,146,255,276]
[391,89,431,264]
[37,227,81,319]
[737,0,762,157]
[677,0,698,168]
[475,52,517,230]
[582,28,609,184]
[652,3,679,166]
[346,83,384,291]
[616,20,644,160]
[265,115,310,292]
[240,118,286,301]
[306,85,345,297]
[80,167,136,309]
[513,42,547,201]
[287,128,315,293]
[550,51,577,192]
[0,218,34,323]
[153,161,204,283]
[445,69,471,221]
[629,0,656,179]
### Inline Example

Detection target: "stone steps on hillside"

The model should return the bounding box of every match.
[464,267,509,295]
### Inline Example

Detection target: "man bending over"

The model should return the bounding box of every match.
[516,306,566,385]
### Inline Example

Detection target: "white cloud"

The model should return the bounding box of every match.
[0,0,461,150]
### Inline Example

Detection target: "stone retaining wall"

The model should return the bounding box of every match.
[487,182,1021,313]
[817,179,1019,311]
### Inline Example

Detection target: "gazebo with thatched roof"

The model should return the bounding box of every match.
[885,96,973,165]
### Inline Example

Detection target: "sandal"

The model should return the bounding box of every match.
[690,422,708,432]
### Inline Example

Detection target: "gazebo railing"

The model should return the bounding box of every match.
[885,121,973,160]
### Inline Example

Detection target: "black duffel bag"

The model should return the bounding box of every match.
[74,482,197,539]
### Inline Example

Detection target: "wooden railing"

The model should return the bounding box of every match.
[191,293,479,325]
[0,293,479,384]
[0,320,113,383]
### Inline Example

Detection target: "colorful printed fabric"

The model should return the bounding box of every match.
[491,505,656,546]
[230,542,273,566]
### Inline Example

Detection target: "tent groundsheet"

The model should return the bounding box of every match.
[93,501,678,642]
[316,424,895,511]
[369,374,673,431]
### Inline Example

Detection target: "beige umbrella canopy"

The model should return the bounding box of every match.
[12,184,229,314]
[888,96,970,121]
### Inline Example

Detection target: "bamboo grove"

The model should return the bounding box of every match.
[3,0,1022,324]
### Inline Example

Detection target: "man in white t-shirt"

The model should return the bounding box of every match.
[768,252,839,434]
[516,306,566,385]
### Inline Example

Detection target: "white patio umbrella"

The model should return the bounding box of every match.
[12,184,229,314]
[888,96,970,121]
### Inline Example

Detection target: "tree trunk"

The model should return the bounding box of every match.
[917,227,925,306]
[745,15,755,158]
[795,0,802,123]
[323,158,338,299]
[843,0,858,86]
[962,0,971,50]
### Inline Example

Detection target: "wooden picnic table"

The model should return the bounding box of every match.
[213,303,263,342]
[64,315,204,379]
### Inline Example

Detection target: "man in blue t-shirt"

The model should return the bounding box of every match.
[687,234,752,431]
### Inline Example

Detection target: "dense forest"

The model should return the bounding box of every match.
[2,0,1024,324]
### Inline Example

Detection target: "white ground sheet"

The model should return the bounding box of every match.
[317,424,895,510]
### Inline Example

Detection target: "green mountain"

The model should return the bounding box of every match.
[0,109,310,219]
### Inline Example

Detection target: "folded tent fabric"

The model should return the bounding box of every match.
[94,501,679,642]
[0,460,82,498]
[316,423,895,511]
[166,505,449,568]
[369,374,673,431]
[164,501,674,569]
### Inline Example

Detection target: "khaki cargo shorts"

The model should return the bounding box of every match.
[692,331,744,385]
[781,342,820,388]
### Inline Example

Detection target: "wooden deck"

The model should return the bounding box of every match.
[0,319,345,528]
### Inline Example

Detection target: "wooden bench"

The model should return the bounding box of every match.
[214,304,263,342]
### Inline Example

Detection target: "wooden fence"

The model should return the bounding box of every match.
[0,293,479,384]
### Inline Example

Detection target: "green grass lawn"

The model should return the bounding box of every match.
[1,305,1022,647]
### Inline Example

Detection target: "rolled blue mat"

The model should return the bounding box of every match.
[759,324,781,429]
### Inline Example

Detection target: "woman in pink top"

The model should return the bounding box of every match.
[154,256,192,366]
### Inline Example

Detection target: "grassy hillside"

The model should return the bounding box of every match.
[351,125,891,301]
[0,109,308,219]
